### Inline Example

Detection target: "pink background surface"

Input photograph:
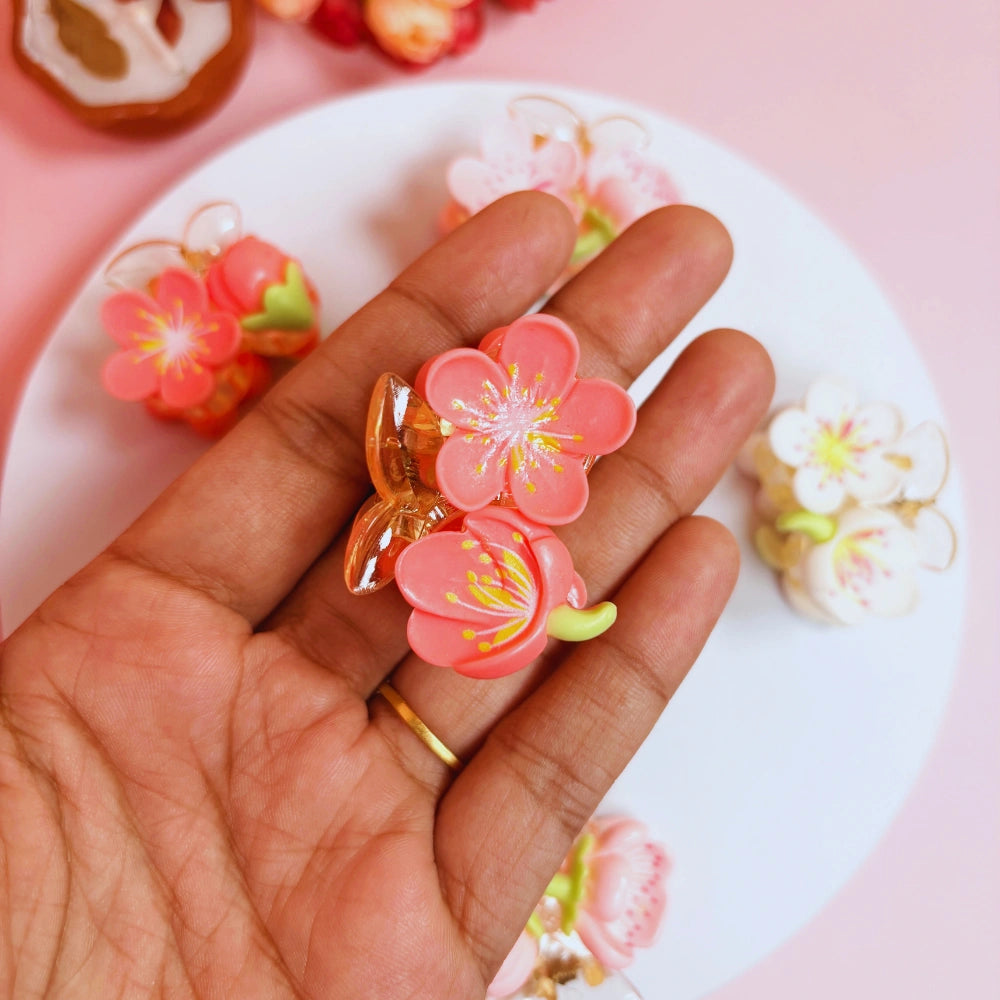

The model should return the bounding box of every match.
[1,1,998,996]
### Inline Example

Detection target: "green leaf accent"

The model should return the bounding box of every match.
[542,831,594,934]
[546,602,617,642]
[241,261,315,332]
[775,510,838,543]
[571,207,618,265]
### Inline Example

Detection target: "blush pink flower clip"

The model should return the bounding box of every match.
[394,506,617,678]
[101,268,242,410]
[549,816,669,971]
[446,116,583,219]
[417,314,636,525]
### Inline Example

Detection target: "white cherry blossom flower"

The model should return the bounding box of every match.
[798,506,921,625]
[768,379,904,514]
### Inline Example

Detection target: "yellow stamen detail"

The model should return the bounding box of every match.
[461,540,476,550]
[462,629,475,640]
[478,641,491,653]
[478,553,492,563]
[446,592,458,603]
[512,532,524,543]
[495,619,527,644]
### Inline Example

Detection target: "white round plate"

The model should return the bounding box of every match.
[0,81,965,999]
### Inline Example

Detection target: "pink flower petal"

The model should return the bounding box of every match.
[555,377,637,456]
[495,314,580,400]
[435,434,507,511]
[197,313,243,365]
[507,451,589,525]
[529,530,579,603]
[101,349,160,401]
[208,237,289,316]
[395,529,519,626]
[446,158,503,215]
[422,348,507,431]
[575,911,633,970]
[159,362,216,409]
[100,290,160,349]
[153,267,208,314]
[407,607,549,678]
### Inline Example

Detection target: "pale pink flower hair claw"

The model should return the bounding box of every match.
[442,97,680,276]
[486,814,669,996]
[569,816,670,970]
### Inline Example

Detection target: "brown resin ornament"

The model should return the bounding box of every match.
[12,0,253,134]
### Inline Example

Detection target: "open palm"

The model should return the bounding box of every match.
[0,194,772,999]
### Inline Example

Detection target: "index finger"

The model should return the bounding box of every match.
[107,194,578,624]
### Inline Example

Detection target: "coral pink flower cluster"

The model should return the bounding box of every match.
[389,313,636,678]
[487,815,670,998]
[100,205,320,436]
[443,98,680,274]
[302,0,550,67]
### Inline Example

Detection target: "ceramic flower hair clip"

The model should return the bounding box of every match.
[739,378,957,625]
[99,202,321,436]
[345,313,636,677]
[487,815,669,999]
[441,96,680,279]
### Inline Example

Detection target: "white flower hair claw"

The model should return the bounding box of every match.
[741,378,957,625]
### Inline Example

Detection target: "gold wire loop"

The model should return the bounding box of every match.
[376,683,464,772]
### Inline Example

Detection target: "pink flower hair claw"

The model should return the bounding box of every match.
[442,96,680,281]
[99,201,321,436]
[345,314,636,677]
[487,814,670,999]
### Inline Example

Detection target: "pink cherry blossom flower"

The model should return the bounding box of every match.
[419,314,636,525]
[572,816,670,971]
[394,506,616,678]
[587,144,681,232]
[487,930,538,998]
[101,268,241,410]
[446,116,583,218]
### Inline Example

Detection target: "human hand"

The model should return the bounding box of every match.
[0,193,773,998]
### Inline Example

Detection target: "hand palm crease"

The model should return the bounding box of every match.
[0,194,773,999]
